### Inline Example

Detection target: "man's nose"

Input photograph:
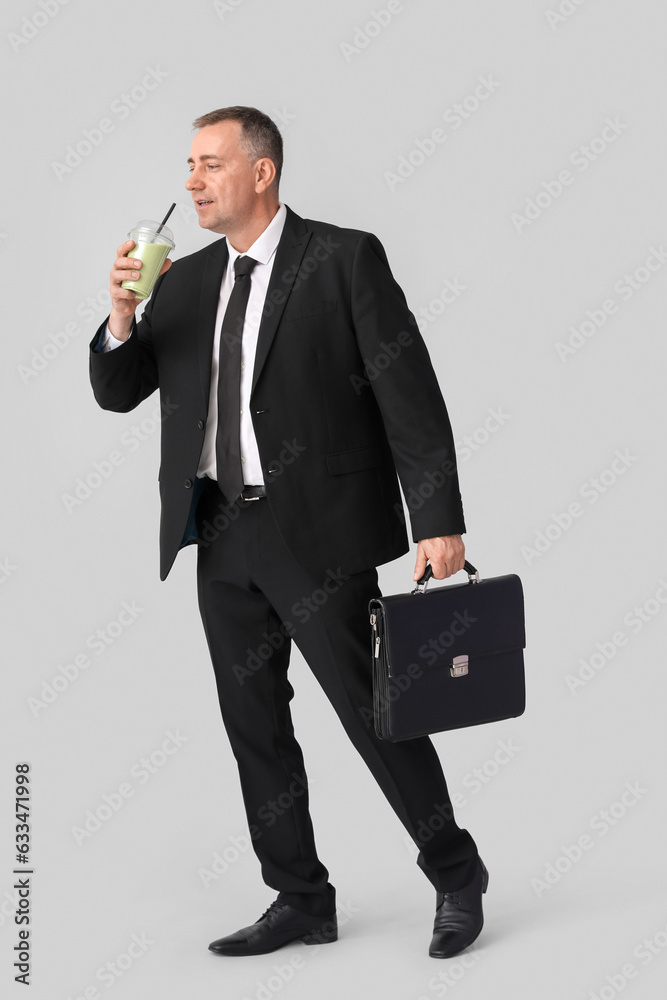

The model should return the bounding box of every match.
[185,171,201,190]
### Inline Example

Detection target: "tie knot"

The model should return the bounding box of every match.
[234,255,258,279]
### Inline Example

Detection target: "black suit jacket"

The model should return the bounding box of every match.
[89,206,465,580]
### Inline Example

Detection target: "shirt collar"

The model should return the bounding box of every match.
[225,202,287,269]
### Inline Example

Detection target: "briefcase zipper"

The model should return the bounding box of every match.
[370,612,381,659]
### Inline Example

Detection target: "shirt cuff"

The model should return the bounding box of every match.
[93,323,131,353]
[102,324,130,352]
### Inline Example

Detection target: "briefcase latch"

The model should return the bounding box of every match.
[450,655,469,677]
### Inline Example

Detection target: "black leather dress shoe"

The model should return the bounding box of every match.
[208,900,338,956]
[429,857,489,959]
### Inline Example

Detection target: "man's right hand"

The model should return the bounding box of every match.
[108,239,172,342]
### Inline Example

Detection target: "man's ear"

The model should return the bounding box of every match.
[255,157,277,193]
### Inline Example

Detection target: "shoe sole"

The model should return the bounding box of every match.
[302,928,338,945]
[209,922,338,956]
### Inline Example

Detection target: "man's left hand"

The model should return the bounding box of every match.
[413,535,465,581]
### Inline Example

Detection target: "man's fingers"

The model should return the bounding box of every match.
[430,558,446,579]
[111,260,142,285]
[413,551,428,581]
[159,258,173,277]
[108,242,143,318]
[116,239,136,258]
[413,535,466,581]
[114,286,142,302]
[435,553,463,580]
[114,256,142,272]
[112,243,141,282]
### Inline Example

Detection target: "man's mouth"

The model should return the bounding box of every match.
[196,199,213,207]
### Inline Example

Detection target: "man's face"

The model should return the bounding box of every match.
[185,121,259,234]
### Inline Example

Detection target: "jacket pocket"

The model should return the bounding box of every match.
[326,445,383,475]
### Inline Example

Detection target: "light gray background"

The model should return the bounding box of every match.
[2,1,666,998]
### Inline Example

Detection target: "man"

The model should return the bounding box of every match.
[89,106,488,959]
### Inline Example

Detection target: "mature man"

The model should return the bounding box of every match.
[89,106,487,959]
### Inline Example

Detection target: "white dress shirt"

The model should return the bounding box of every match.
[102,202,287,486]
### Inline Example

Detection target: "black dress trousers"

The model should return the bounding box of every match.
[195,479,479,916]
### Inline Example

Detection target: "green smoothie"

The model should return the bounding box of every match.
[121,240,171,300]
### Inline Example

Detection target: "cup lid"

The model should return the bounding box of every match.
[130,220,175,244]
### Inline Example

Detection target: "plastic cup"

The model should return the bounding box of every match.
[121,219,175,300]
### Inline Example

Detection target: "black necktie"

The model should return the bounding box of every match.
[216,254,259,502]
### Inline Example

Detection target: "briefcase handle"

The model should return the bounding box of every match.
[412,560,480,595]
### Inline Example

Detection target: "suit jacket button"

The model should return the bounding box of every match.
[197,419,205,429]
[184,479,193,489]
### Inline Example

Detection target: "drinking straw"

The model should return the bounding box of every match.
[154,203,176,240]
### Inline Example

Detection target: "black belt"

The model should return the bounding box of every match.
[238,485,267,502]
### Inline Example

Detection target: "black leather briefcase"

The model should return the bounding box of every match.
[369,561,526,741]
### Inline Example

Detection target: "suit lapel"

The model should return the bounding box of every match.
[196,237,228,406]
[251,206,312,395]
